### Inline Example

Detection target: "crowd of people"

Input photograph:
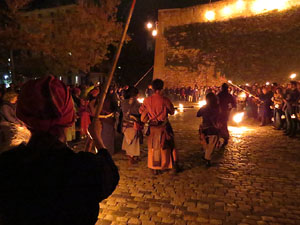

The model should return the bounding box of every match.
[0,76,300,224]
[160,82,300,137]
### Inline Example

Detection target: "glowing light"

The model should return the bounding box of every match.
[8,58,11,62]
[239,92,247,99]
[251,0,289,14]
[266,82,270,86]
[281,115,286,119]
[228,80,232,84]
[275,104,279,109]
[205,11,215,21]
[222,6,232,16]
[152,30,158,37]
[246,83,249,86]
[179,104,184,112]
[228,126,250,134]
[174,110,178,115]
[198,100,207,108]
[137,98,144,104]
[59,76,62,81]
[75,76,79,84]
[236,0,245,10]
[290,73,297,79]
[291,114,296,119]
[147,22,153,29]
[271,117,274,122]
[233,112,244,124]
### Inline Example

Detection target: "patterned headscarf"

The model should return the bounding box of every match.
[17,76,75,135]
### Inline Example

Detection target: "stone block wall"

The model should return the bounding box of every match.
[153,0,300,86]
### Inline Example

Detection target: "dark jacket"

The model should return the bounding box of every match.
[197,106,220,135]
[0,133,119,225]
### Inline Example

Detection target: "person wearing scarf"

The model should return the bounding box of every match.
[0,76,119,225]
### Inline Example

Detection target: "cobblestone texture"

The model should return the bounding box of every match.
[91,107,300,225]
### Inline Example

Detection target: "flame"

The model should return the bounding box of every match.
[239,92,247,99]
[233,112,244,123]
[137,98,144,104]
[198,100,207,108]
[179,103,184,112]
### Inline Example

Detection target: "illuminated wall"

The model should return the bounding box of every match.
[154,0,300,86]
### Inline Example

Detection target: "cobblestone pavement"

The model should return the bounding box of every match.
[94,107,300,225]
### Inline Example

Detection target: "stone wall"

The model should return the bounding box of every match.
[153,0,300,86]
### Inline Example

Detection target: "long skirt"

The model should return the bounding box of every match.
[122,127,140,157]
[147,123,177,170]
[101,121,115,155]
[203,135,219,160]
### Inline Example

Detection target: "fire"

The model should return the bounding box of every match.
[137,98,144,104]
[198,100,207,108]
[233,112,244,124]
[179,104,184,112]
[239,92,246,99]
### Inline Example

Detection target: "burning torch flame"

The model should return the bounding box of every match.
[137,98,144,104]
[179,104,184,112]
[198,100,207,108]
[233,112,244,124]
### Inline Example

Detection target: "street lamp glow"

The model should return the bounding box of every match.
[146,22,153,29]
[290,73,297,79]
[222,6,232,16]
[205,11,215,21]
[251,0,288,14]
[152,29,158,37]
[246,83,249,86]
[266,82,270,86]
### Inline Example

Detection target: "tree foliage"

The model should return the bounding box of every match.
[164,7,300,83]
[0,0,123,78]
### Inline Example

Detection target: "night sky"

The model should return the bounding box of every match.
[28,0,221,86]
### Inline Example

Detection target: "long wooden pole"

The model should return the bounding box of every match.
[88,0,136,151]
[134,65,153,87]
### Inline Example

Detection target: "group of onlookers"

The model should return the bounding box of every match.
[200,81,300,138]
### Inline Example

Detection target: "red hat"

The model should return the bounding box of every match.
[17,76,75,134]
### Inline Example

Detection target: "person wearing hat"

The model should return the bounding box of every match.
[0,76,119,225]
